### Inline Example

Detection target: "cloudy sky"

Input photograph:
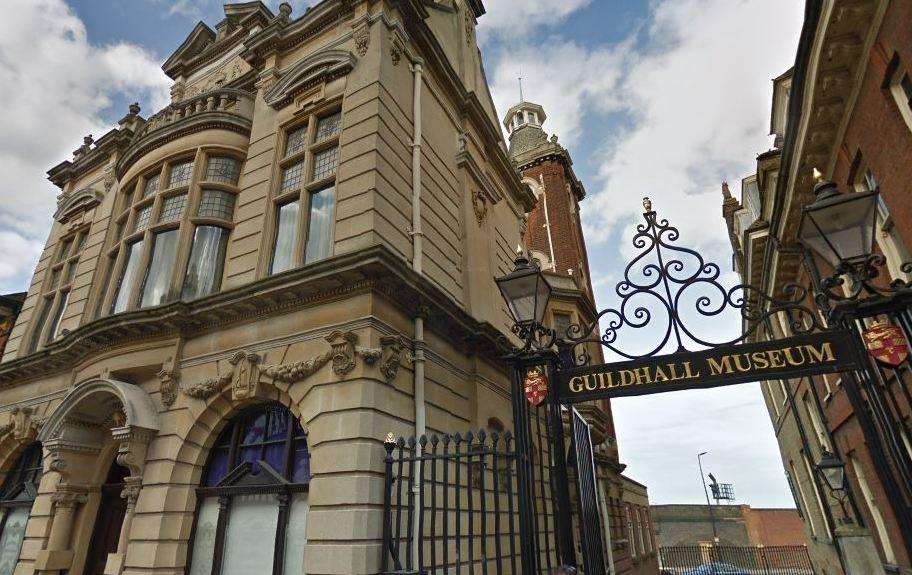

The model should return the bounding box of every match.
[0,0,804,507]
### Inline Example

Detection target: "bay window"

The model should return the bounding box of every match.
[187,403,310,575]
[0,443,42,575]
[99,151,240,316]
[269,109,340,275]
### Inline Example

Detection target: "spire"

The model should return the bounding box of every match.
[722,181,732,199]
[518,76,524,102]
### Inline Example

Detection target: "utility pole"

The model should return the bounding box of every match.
[698,452,719,544]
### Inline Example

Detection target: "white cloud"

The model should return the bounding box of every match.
[478,0,591,40]
[0,0,170,293]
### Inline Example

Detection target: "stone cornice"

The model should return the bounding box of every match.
[263,49,357,110]
[514,144,586,201]
[0,245,510,389]
[47,129,134,189]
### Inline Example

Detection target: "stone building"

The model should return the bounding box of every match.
[723,0,912,573]
[0,2,648,575]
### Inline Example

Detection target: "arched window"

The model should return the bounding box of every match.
[187,404,310,575]
[0,443,42,575]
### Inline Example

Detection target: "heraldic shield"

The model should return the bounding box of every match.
[524,368,549,407]
[863,321,911,368]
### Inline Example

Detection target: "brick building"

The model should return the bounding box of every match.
[652,504,808,548]
[505,99,658,575]
[723,0,912,573]
[0,293,25,358]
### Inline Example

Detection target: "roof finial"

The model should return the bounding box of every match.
[812,167,824,183]
[518,76,524,103]
[642,197,653,213]
[721,181,732,198]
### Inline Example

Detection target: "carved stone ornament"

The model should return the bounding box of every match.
[353,24,370,57]
[2,407,42,442]
[262,351,332,384]
[229,351,262,401]
[103,164,116,192]
[157,369,178,408]
[465,12,474,45]
[121,476,142,505]
[378,336,404,384]
[389,34,403,66]
[112,425,156,477]
[51,486,88,509]
[472,190,488,225]
[326,331,358,377]
[182,375,228,400]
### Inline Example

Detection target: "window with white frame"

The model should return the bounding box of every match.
[270,110,340,275]
[851,160,911,281]
[885,52,912,133]
[101,152,239,315]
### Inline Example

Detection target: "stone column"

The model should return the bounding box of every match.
[103,476,142,575]
[34,485,88,574]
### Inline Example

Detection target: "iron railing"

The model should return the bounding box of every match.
[658,545,815,575]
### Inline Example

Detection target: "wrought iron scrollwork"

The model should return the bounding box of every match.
[565,200,824,366]
[816,253,912,306]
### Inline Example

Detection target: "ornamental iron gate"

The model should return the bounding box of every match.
[380,199,912,574]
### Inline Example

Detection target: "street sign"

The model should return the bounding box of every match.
[556,330,861,403]
[862,321,910,368]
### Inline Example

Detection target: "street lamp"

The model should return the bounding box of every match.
[816,448,853,523]
[816,449,847,493]
[496,251,553,329]
[798,171,879,271]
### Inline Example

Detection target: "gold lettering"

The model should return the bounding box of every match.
[751,352,769,369]
[767,350,786,368]
[633,367,652,385]
[732,354,751,372]
[804,342,835,363]
[620,370,636,386]
[783,347,806,367]
[707,356,734,375]
[569,376,584,393]
[683,362,701,378]
[668,363,683,380]
[654,365,669,382]
[584,374,597,391]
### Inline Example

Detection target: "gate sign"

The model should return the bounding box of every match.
[557,330,861,403]
[524,368,549,406]
[862,322,910,368]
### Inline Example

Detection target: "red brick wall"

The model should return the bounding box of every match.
[742,507,808,547]
[815,0,912,567]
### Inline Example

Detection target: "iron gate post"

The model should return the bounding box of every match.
[510,359,541,573]
[547,358,578,568]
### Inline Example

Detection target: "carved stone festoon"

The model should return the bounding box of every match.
[353,23,370,57]
[472,190,488,225]
[0,406,42,442]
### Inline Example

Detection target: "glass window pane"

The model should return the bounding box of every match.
[197,190,236,220]
[0,507,29,575]
[74,232,87,254]
[221,494,279,575]
[133,205,153,233]
[187,497,220,575]
[263,443,285,474]
[204,448,230,487]
[285,125,308,157]
[143,173,160,198]
[266,408,288,441]
[291,440,311,483]
[205,156,240,184]
[315,112,342,143]
[182,226,229,301]
[140,230,179,308]
[49,268,60,290]
[168,160,194,188]
[283,494,309,575]
[242,412,267,445]
[27,299,52,352]
[280,161,305,193]
[112,241,143,314]
[158,194,187,223]
[271,201,299,275]
[46,292,69,342]
[305,187,335,264]
[311,147,339,181]
[55,239,72,263]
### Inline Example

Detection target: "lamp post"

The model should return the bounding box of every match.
[816,449,852,524]
[496,250,577,570]
[798,172,912,556]
[697,452,719,544]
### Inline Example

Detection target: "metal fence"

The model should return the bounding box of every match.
[380,425,562,575]
[658,545,815,575]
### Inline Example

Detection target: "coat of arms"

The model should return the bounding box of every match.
[524,368,549,407]
[862,321,910,368]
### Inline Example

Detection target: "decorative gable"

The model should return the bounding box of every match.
[163,22,217,79]
[263,49,356,110]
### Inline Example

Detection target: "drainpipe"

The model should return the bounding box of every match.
[410,57,426,569]
[539,174,557,271]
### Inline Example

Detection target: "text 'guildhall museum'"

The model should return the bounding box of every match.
[0,2,654,575]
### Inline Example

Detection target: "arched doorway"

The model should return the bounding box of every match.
[82,461,130,575]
